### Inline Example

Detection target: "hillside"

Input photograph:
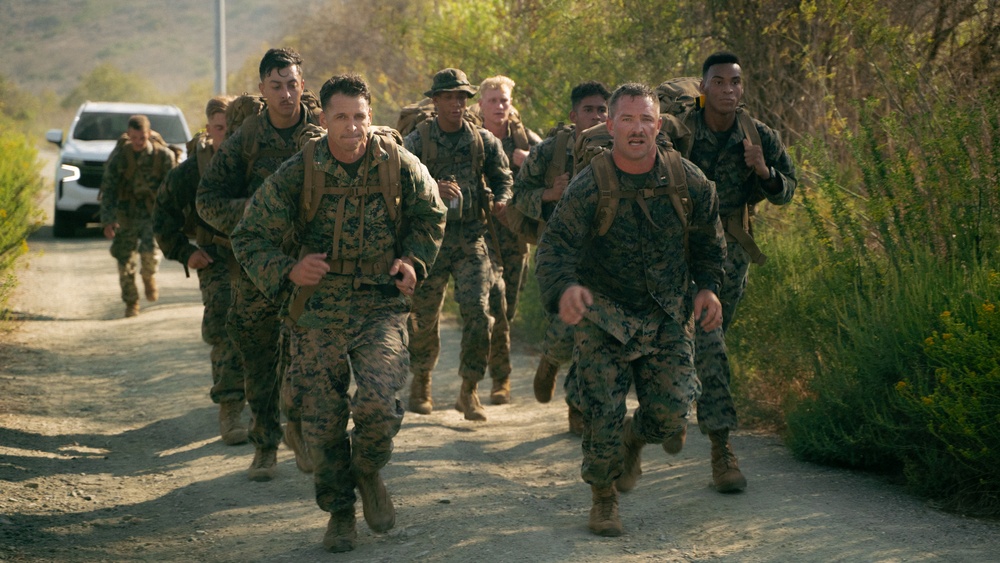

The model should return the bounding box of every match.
[0,0,313,127]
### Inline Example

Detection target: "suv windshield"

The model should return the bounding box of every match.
[73,112,188,144]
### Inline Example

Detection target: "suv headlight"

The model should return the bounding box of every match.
[59,159,83,183]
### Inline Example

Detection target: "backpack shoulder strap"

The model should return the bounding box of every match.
[545,128,572,187]
[469,121,485,182]
[372,131,402,225]
[240,113,262,183]
[416,121,434,169]
[590,150,620,237]
[736,109,761,147]
[511,120,530,151]
[300,137,324,223]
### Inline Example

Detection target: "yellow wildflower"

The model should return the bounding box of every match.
[941,311,951,319]
[983,302,995,313]
[942,333,953,340]
[921,396,933,405]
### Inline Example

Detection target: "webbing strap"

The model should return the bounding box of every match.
[723,208,767,265]
[511,120,530,151]
[286,248,397,323]
[546,128,572,187]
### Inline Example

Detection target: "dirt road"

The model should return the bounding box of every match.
[1,157,999,562]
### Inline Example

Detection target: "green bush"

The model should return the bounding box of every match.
[0,118,43,316]
[894,293,1000,514]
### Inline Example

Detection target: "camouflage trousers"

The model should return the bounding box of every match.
[565,313,698,488]
[285,293,408,513]
[109,212,159,304]
[227,269,282,450]
[541,310,575,366]
[197,245,243,404]
[487,223,528,381]
[408,226,494,383]
[694,242,751,433]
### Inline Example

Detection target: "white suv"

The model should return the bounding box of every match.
[45,101,192,237]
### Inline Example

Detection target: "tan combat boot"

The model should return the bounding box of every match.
[283,420,314,473]
[709,429,747,493]
[322,507,357,553]
[532,355,559,403]
[124,302,140,318]
[615,416,644,493]
[588,484,623,537]
[218,400,248,445]
[454,379,487,421]
[490,377,511,405]
[142,275,158,302]
[355,470,395,532]
[662,425,687,455]
[247,447,278,482]
[408,372,433,415]
[567,403,584,436]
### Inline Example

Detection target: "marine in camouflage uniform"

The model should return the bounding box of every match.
[683,52,797,493]
[99,114,176,318]
[475,75,542,405]
[511,81,610,433]
[196,48,323,481]
[153,96,248,447]
[534,84,725,537]
[231,74,446,552]
[403,68,513,421]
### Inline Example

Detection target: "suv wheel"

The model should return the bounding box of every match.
[53,210,83,238]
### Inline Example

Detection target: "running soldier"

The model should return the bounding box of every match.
[404,68,513,421]
[231,74,446,552]
[197,47,323,481]
[475,75,541,404]
[534,83,725,536]
[153,95,248,446]
[511,81,610,433]
[685,51,797,493]
[99,114,177,318]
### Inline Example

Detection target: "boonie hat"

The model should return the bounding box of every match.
[425,68,478,98]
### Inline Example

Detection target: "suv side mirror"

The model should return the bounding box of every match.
[45,129,64,147]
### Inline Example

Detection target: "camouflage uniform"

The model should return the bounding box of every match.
[684,110,797,434]
[153,134,243,406]
[512,127,577,369]
[196,103,322,452]
[487,120,541,383]
[534,154,725,487]
[230,131,446,514]
[403,120,513,390]
[99,137,176,306]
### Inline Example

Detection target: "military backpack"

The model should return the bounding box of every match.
[225,90,323,183]
[108,130,180,210]
[395,97,482,137]
[503,122,575,245]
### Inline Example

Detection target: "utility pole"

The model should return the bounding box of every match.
[214,0,226,95]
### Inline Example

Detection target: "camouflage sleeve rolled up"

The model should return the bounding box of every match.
[153,157,200,265]
[98,143,126,226]
[512,135,559,221]
[481,130,513,204]
[196,129,252,235]
[397,147,447,279]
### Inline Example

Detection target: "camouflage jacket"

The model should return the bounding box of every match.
[196,103,323,235]
[534,153,726,343]
[153,139,229,266]
[497,119,542,177]
[99,140,176,225]
[686,109,797,219]
[511,126,576,223]
[230,132,447,327]
[403,119,513,239]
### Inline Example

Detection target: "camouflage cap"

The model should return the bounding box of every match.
[424,68,478,98]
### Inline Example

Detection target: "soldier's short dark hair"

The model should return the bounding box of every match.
[608,83,655,116]
[702,51,741,77]
[259,47,304,82]
[127,115,150,133]
[571,81,611,109]
[319,74,372,109]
